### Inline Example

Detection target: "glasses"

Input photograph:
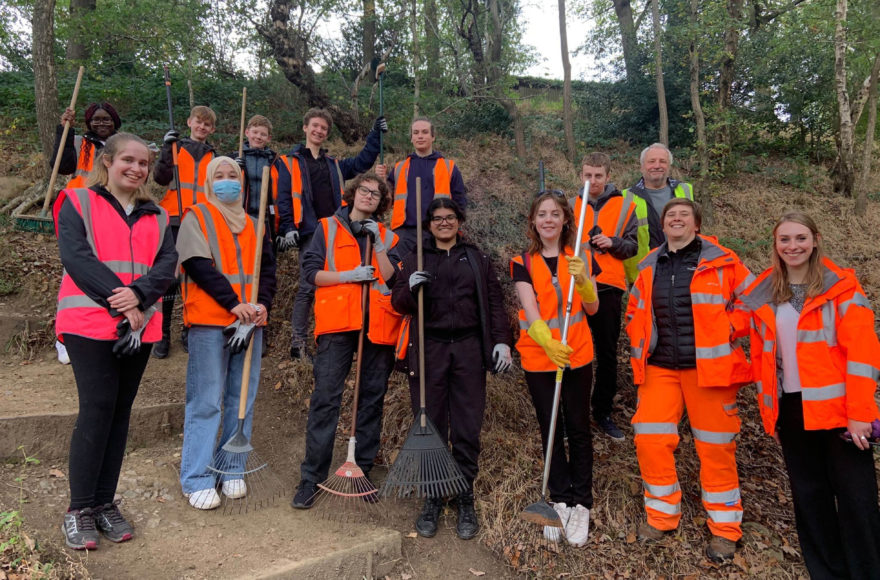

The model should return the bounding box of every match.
[430,214,458,224]
[356,185,382,200]
[90,118,115,125]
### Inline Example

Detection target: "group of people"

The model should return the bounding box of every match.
[50,101,879,579]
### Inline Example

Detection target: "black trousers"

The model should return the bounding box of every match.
[300,331,394,484]
[63,334,151,510]
[290,233,315,349]
[586,286,624,420]
[407,335,486,489]
[525,365,594,508]
[777,392,880,579]
[161,224,181,340]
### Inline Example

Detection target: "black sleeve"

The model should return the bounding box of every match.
[53,125,77,175]
[450,164,467,210]
[485,256,514,346]
[57,200,125,312]
[129,222,179,310]
[153,143,174,186]
[391,254,418,315]
[182,257,241,312]
[257,236,277,312]
[510,260,531,285]
[300,226,328,285]
[607,211,638,260]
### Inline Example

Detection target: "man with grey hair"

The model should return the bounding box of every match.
[622,143,693,284]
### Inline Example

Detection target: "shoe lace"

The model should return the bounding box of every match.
[98,502,126,527]
[70,508,97,533]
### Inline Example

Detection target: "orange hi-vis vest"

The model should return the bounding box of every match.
[511,246,595,372]
[743,258,880,435]
[55,188,167,342]
[313,216,402,345]
[626,235,754,388]
[573,192,636,290]
[67,136,99,189]
[390,157,454,229]
[180,203,258,327]
[160,147,213,218]
[284,153,345,229]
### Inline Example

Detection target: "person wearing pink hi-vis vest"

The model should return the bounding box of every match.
[55,133,177,551]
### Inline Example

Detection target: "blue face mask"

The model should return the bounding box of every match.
[213,179,241,202]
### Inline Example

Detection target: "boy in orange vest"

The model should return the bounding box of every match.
[152,105,218,358]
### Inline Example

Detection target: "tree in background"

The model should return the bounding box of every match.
[33,0,58,164]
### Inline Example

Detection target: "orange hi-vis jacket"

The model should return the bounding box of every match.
[281,154,345,230]
[66,136,98,189]
[180,203,258,327]
[743,258,880,435]
[55,188,167,342]
[313,216,402,345]
[390,157,453,229]
[160,147,214,219]
[626,235,754,388]
[510,246,595,372]
[573,191,636,290]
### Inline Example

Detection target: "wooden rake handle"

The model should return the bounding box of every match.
[348,234,372,437]
[42,66,84,216]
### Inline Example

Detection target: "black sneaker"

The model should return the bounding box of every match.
[415,497,443,538]
[455,492,479,540]
[598,416,625,441]
[94,501,133,543]
[291,480,318,509]
[62,508,99,550]
[152,337,169,359]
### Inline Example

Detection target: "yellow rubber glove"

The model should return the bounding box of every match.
[527,319,573,368]
[565,255,598,304]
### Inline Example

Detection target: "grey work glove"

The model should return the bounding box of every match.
[409,271,431,292]
[339,265,376,283]
[223,320,257,354]
[361,219,386,253]
[113,306,157,358]
[492,343,513,373]
[373,116,388,133]
[277,230,299,251]
[163,130,180,145]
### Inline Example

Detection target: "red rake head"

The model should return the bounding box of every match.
[334,460,365,479]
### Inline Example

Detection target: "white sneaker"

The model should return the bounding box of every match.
[221,479,247,499]
[55,341,70,365]
[565,504,590,547]
[186,488,221,510]
[542,502,571,543]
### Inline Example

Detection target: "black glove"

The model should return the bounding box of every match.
[223,320,257,354]
[373,116,388,134]
[163,130,180,145]
[234,156,246,169]
[113,319,145,358]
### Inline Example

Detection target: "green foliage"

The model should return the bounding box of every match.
[443,100,513,140]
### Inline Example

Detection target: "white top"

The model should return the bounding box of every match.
[776,301,802,393]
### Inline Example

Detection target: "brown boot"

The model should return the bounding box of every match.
[637,521,667,543]
[705,535,737,562]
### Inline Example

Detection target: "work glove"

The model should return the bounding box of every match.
[361,219,386,253]
[234,156,246,170]
[339,265,376,283]
[527,319,572,368]
[492,343,512,373]
[113,319,146,358]
[163,130,180,145]
[409,271,431,292]
[277,230,299,251]
[223,320,256,354]
[565,255,597,304]
[373,116,388,133]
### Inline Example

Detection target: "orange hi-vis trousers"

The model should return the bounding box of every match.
[632,366,743,541]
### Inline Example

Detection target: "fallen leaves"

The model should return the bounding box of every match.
[48,468,65,478]
[468,568,485,576]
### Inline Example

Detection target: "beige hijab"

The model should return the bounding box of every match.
[176,156,248,266]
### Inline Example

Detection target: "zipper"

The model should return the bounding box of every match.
[670,268,679,368]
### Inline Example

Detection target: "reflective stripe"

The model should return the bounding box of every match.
[326,218,339,272]
[223,272,253,286]
[196,205,222,263]
[231,232,247,299]
[644,482,680,497]
[763,393,774,408]
[104,260,149,276]
[722,402,737,413]
[702,488,741,504]
[393,193,407,201]
[797,328,834,346]
[801,383,846,401]
[522,311,586,330]
[636,217,648,227]
[691,427,736,445]
[633,422,678,435]
[707,510,743,523]
[692,293,725,305]
[695,343,732,359]
[58,295,102,310]
[733,273,756,296]
[71,189,98,255]
[847,360,880,381]
[839,293,870,317]
[632,346,643,358]
[763,340,773,352]
[645,497,681,515]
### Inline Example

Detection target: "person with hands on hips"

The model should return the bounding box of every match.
[176,156,276,510]
[391,198,513,540]
[741,211,880,578]
[510,191,599,548]
[55,133,177,550]
[292,172,402,510]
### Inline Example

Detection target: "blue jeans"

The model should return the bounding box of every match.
[180,325,262,494]
[300,331,394,484]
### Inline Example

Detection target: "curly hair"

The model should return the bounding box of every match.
[342,172,391,218]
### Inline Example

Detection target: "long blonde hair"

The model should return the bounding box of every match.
[86,133,153,202]
[770,211,825,304]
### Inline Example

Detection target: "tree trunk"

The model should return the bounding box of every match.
[33,0,59,166]
[855,56,880,215]
[832,0,854,197]
[559,0,576,163]
[651,0,668,145]
[688,0,707,177]
[363,0,375,70]
[611,0,642,82]
[411,0,420,117]
[718,0,742,111]
[66,0,96,61]
[424,0,440,87]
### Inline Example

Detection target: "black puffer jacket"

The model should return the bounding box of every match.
[647,236,700,369]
